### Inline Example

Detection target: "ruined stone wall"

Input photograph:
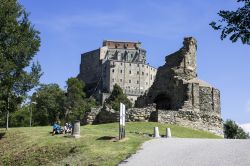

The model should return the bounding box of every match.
[135,37,223,136]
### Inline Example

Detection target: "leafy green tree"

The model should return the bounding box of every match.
[105,84,132,111]
[32,84,65,126]
[210,0,250,45]
[9,104,30,127]
[64,77,90,122]
[224,119,249,139]
[0,0,42,129]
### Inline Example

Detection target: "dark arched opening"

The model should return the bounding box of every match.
[154,94,172,110]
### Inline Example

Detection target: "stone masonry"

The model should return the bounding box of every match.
[135,37,223,136]
[82,37,223,136]
[77,40,157,105]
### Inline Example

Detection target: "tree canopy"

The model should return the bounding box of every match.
[210,0,250,45]
[105,84,132,111]
[0,0,42,128]
[224,119,249,139]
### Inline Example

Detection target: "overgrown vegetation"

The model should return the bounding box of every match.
[105,84,132,111]
[224,119,249,139]
[0,122,221,166]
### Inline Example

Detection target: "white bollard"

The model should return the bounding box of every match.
[154,127,160,138]
[166,128,171,138]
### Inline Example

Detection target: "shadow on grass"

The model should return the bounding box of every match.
[0,132,6,140]
[96,136,118,141]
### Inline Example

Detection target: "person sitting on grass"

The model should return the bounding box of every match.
[52,122,63,135]
[64,123,73,134]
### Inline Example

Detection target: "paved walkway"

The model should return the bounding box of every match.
[119,138,250,166]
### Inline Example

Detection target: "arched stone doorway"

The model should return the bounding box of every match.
[154,94,172,110]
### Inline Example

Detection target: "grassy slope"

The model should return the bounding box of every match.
[0,122,221,166]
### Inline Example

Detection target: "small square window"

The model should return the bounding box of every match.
[137,81,139,84]
[112,79,114,82]
[137,71,139,75]
[129,80,131,83]
[129,70,131,74]
[120,70,122,73]
[129,63,131,66]
[142,72,144,75]
[137,64,139,67]
[121,62,123,65]
[120,79,122,82]
[112,69,114,73]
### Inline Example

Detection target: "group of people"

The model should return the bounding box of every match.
[52,122,73,135]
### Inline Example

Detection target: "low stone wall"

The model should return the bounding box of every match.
[158,110,223,136]
[82,105,223,136]
[82,105,157,124]
[127,105,157,122]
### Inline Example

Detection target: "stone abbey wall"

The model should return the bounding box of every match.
[78,40,157,104]
[81,37,223,136]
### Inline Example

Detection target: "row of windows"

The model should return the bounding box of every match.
[112,69,154,77]
[118,62,156,70]
[112,79,149,85]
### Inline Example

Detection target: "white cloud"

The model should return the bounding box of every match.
[240,123,250,134]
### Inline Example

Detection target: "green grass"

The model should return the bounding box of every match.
[0,122,222,166]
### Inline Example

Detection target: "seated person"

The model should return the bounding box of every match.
[64,123,73,134]
[52,122,62,135]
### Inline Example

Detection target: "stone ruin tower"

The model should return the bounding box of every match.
[136,37,223,136]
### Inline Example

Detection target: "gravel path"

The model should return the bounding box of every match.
[119,138,250,166]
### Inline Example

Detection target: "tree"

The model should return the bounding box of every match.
[210,0,250,45]
[105,84,132,111]
[32,84,65,126]
[224,119,249,139]
[0,0,42,129]
[64,77,89,122]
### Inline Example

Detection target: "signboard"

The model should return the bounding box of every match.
[119,103,126,140]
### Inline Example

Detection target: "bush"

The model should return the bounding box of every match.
[224,119,249,139]
[9,106,30,127]
[105,84,132,111]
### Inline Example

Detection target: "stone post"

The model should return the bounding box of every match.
[166,128,171,138]
[154,127,160,138]
[72,120,81,138]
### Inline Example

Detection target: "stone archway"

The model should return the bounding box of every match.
[154,94,172,110]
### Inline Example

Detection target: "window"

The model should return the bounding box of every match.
[120,70,122,73]
[121,62,123,65]
[137,80,139,84]
[129,80,131,83]
[146,82,148,85]
[129,63,131,66]
[112,69,114,73]
[142,72,144,75]
[120,79,122,82]
[142,65,144,67]
[129,70,131,74]
[151,75,152,80]
[137,71,139,75]
[112,79,114,82]
[146,73,148,76]
[137,64,139,67]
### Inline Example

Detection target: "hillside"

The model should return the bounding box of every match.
[0,122,221,166]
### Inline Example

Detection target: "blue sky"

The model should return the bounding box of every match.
[19,0,250,124]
